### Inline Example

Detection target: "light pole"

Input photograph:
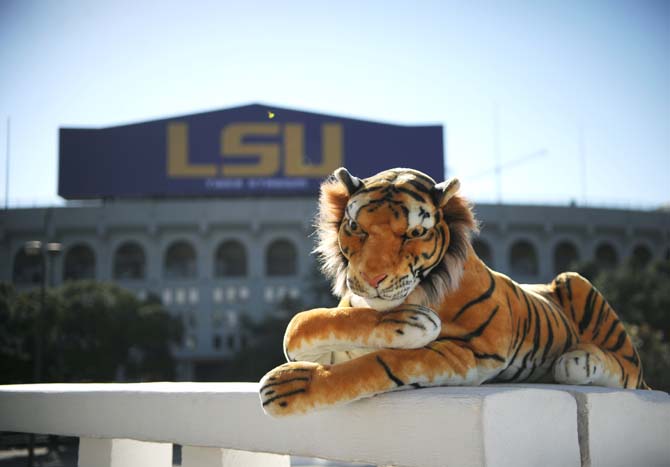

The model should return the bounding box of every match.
[24,241,61,382]
[23,240,61,467]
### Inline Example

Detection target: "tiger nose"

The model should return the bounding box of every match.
[362,272,388,288]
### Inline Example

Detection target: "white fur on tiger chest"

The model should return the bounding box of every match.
[350,294,406,311]
[349,289,426,311]
[301,348,375,365]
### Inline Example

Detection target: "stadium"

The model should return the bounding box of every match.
[1,103,668,380]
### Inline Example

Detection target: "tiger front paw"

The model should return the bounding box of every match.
[373,305,441,349]
[259,361,321,417]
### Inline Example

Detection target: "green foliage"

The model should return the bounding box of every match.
[591,260,670,333]
[0,283,32,382]
[625,323,670,392]
[576,259,670,392]
[220,313,292,382]
[0,281,182,384]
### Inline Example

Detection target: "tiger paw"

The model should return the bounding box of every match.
[553,349,603,385]
[373,305,441,349]
[259,361,321,417]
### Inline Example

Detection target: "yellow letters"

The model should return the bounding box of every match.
[220,123,280,177]
[166,121,344,179]
[167,123,217,178]
[284,123,343,177]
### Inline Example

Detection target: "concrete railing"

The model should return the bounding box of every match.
[0,383,668,467]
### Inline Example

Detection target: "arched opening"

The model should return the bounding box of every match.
[113,242,146,280]
[12,249,43,284]
[164,241,197,279]
[214,240,247,277]
[595,243,618,271]
[266,239,297,276]
[631,244,652,268]
[509,240,538,277]
[63,244,96,281]
[553,241,579,275]
[472,239,493,267]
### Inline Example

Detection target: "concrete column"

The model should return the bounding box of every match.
[78,438,171,467]
[50,252,63,286]
[538,234,553,282]
[96,233,110,282]
[182,446,289,467]
[148,230,161,283]
[0,237,10,282]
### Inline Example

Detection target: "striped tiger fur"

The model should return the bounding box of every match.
[259,167,647,417]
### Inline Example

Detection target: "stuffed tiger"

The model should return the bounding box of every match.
[259,167,647,417]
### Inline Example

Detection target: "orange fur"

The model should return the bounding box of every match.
[260,168,646,417]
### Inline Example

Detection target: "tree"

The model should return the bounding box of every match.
[220,311,294,382]
[221,263,337,382]
[0,281,182,384]
[0,283,32,383]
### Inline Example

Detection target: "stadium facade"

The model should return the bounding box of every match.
[1,104,668,380]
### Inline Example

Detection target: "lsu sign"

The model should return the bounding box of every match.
[167,122,343,178]
[58,104,444,199]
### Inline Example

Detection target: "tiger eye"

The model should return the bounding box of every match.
[412,228,421,237]
[349,220,358,231]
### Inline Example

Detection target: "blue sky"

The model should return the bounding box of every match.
[0,0,668,207]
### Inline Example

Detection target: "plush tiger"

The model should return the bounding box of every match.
[259,167,647,417]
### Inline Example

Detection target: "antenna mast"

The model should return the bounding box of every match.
[4,117,9,210]
[493,102,501,203]
[579,124,587,205]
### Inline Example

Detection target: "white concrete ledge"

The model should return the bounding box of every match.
[0,383,668,467]
[563,386,670,467]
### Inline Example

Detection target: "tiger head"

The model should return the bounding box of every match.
[315,167,478,310]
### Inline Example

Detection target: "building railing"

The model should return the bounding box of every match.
[0,383,668,467]
[2,196,665,212]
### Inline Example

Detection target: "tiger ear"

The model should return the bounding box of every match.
[334,167,363,196]
[434,177,461,208]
